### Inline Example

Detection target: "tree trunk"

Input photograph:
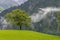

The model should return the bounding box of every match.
[20,26,21,30]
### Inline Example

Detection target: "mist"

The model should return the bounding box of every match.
[31,7,60,23]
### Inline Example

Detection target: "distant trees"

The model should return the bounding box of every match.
[0,7,4,11]
[5,9,31,30]
[56,12,60,32]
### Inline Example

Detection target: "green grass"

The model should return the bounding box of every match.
[0,30,60,40]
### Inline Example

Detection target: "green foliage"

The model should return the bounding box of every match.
[5,9,31,29]
[0,7,4,11]
[56,12,60,31]
[57,12,60,20]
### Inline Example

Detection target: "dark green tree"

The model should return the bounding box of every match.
[5,9,31,30]
[56,12,60,32]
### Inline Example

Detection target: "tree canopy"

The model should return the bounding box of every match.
[5,9,31,30]
[56,12,60,32]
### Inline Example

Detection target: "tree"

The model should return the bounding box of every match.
[0,7,4,11]
[5,9,31,30]
[56,12,60,32]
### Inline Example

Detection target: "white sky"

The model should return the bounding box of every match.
[14,0,28,5]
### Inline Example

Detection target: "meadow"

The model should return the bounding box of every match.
[0,30,59,40]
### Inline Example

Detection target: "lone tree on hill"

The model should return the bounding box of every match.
[5,9,31,30]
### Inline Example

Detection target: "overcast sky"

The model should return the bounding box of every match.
[14,0,28,5]
[0,0,28,9]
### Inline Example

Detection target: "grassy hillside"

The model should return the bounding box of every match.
[0,30,60,40]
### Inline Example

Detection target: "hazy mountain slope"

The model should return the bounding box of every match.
[0,0,60,35]
[19,0,60,34]
[20,0,60,14]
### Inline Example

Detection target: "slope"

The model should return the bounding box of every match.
[0,30,59,40]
